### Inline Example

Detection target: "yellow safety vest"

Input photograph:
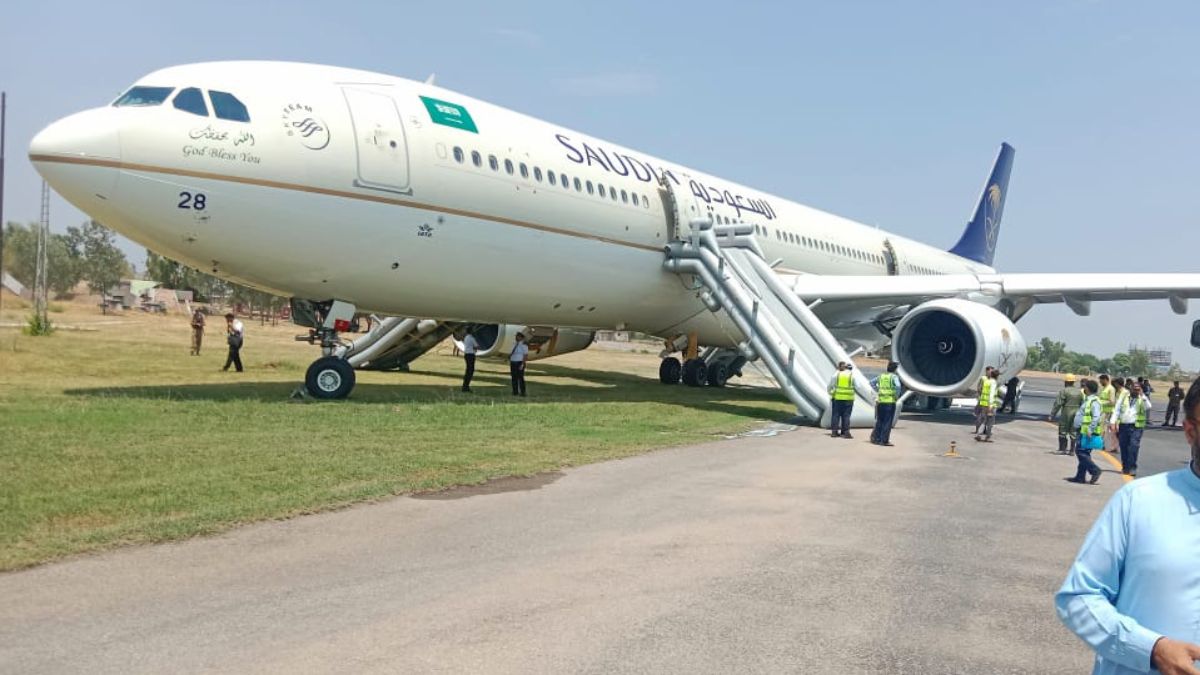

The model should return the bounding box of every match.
[1080,394,1101,436]
[1135,397,1148,429]
[833,371,855,401]
[1101,385,1116,416]
[978,378,994,407]
[877,373,897,404]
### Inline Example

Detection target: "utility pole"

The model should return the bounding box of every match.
[34,181,49,329]
[0,92,7,317]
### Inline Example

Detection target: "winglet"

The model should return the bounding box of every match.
[949,143,1015,267]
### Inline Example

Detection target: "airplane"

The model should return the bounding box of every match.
[28,61,1200,426]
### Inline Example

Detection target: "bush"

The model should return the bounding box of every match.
[23,313,55,336]
[48,303,65,313]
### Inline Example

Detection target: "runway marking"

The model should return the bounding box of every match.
[1097,450,1134,483]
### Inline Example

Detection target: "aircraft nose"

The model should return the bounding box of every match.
[29,108,121,161]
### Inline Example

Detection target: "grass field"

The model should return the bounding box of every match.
[0,296,794,571]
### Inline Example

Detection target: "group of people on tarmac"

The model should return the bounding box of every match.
[454,328,529,397]
[189,308,245,372]
[1047,373,1176,485]
[826,360,903,446]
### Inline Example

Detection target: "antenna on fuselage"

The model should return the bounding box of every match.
[424,73,436,85]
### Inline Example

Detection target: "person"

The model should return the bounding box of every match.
[189,308,206,356]
[509,331,528,396]
[457,328,477,392]
[999,374,1020,414]
[1139,377,1153,396]
[1098,374,1118,453]
[1164,380,1185,427]
[870,362,903,446]
[827,361,855,439]
[973,367,994,435]
[223,312,244,372]
[1056,376,1200,675]
[1109,377,1130,465]
[1049,374,1083,455]
[1066,380,1104,485]
[975,367,999,442]
[1119,382,1151,477]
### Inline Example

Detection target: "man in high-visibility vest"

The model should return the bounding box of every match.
[1098,374,1118,452]
[973,367,992,435]
[828,361,856,439]
[1115,381,1153,477]
[870,361,903,446]
[975,367,1000,442]
[1067,379,1104,484]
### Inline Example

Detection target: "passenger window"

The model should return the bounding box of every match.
[641,195,649,208]
[208,90,250,122]
[611,188,618,201]
[548,171,556,186]
[520,163,529,178]
[533,167,542,182]
[586,180,594,195]
[453,147,464,163]
[172,87,208,117]
[598,184,606,198]
[504,159,514,175]
[621,189,628,203]
[113,86,175,107]
[574,177,582,191]
[489,155,499,171]
[471,151,482,167]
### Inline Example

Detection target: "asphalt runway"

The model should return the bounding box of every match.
[4,404,1176,674]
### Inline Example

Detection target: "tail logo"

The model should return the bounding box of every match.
[984,184,1002,252]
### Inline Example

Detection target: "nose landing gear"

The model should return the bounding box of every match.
[293,298,359,400]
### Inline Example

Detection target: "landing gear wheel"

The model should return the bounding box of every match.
[305,356,356,400]
[659,357,682,384]
[681,358,708,387]
[706,361,729,387]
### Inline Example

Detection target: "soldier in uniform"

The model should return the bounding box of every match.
[1049,374,1083,454]
[190,308,206,356]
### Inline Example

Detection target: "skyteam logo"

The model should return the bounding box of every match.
[281,103,331,150]
[984,184,1003,252]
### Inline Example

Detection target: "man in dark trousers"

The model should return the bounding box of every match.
[456,328,477,392]
[999,375,1020,413]
[223,312,244,372]
[1164,380,1185,427]
[1066,379,1104,485]
[509,331,528,397]
[870,362,902,446]
[828,361,856,439]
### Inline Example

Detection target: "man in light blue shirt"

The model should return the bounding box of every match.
[1056,377,1200,674]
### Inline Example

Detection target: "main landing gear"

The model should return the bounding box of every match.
[658,337,746,389]
[294,299,359,399]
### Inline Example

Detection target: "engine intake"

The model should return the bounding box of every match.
[893,299,1026,397]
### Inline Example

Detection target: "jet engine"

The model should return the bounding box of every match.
[461,324,596,362]
[892,299,1027,397]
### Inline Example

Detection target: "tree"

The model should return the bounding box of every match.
[64,221,130,300]
[1165,363,1191,381]
[1126,349,1151,378]
[145,250,230,303]
[2,222,83,297]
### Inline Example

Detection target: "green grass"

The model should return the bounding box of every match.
[0,311,792,570]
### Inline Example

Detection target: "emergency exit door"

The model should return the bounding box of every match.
[342,87,411,194]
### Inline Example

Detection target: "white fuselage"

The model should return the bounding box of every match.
[31,61,991,350]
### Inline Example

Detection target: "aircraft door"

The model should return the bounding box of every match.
[882,239,900,276]
[342,87,411,194]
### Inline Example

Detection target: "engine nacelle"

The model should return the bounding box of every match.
[892,299,1027,397]
[459,324,595,362]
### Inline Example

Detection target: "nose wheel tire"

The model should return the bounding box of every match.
[659,357,682,384]
[305,356,356,399]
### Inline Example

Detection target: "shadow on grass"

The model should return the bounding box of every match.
[64,361,791,423]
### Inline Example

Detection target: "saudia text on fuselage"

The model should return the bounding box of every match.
[555,133,777,220]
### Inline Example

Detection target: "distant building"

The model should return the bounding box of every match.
[1130,344,1172,374]
[1,272,30,300]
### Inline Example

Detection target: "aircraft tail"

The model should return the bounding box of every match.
[949,143,1014,267]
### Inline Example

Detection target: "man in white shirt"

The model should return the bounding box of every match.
[509,332,529,397]
[1112,382,1152,476]
[457,329,478,393]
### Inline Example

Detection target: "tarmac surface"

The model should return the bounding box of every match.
[1,389,1192,674]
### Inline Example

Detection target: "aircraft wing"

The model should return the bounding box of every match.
[777,273,1200,316]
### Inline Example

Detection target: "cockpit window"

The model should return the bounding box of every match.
[113,86,175,107]
[172,87,209,117]
[208,90,250,122]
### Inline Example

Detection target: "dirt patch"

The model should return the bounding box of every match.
[410,471,565,500]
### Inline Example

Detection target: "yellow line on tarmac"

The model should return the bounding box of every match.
[1097,450,1134,483]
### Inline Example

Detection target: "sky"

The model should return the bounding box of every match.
[1,0,1197,368]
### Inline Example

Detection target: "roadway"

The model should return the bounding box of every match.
[1,403,1192,673]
